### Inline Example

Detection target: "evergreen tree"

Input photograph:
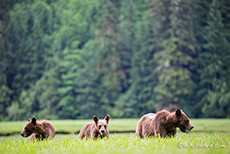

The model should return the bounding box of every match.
[75,40,104,118]
[150,0,197,112]
[197,0,230,118]
[113,0,142,117]
[117,0,156,117]
[5,0,53,109]
[93,0,129,116]
[6,0,98,120]
[0,0,16,120]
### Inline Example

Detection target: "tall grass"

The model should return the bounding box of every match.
[1,119,230,134]
[0,119,138,134]
[1,119,230,154]
[0,133,229,154]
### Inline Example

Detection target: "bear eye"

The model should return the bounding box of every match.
[104,125,107,129]
[25,127,27,130]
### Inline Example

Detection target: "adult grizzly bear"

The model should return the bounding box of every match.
[20,117,55,140]
[136,109,194,138]
[79,114,110,139]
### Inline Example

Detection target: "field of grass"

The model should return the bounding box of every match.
[0,119,230,154]
[0,133,229,154]
[1,119,230,134]
[0,119,138,134]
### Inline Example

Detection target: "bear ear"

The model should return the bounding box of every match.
[176,109,181,116]
[93,115,99,125]
[104,114,110,124]
[32,117,37,124]
[28,118,31,122]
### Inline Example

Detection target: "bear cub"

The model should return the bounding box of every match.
[20,117,55,140]
[79,114,110,139]
[136,109,194,138]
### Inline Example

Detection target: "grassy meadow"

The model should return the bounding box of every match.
[1,118,230,134]
[0,119,230,154]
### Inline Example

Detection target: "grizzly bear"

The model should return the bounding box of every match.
[79,114,110,139]
[20,117,55,140]
[136,109,194,138]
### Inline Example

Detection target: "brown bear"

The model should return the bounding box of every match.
[136,109,194,138]
[79,114,110,140]
[20,117,55,140]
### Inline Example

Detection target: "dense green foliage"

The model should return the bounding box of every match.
[1,0,230,120]
[0,133,230,154]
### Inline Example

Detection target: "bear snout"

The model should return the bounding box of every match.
[189,125,194,130]
[100,129,105,134]
[20,132,25,137]
[20,131,29,138]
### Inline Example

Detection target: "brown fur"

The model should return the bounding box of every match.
[20,117,55,140]
[136,113,156,138]
[79,114,110,140]
[136,109,194,138]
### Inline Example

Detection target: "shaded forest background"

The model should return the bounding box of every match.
[0,0,230,120]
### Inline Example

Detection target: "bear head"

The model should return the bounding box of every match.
[93,114,110,138]
[20,117,38,138]
[175,109,194,133]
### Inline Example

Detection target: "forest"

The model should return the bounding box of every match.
[0,0,230,120]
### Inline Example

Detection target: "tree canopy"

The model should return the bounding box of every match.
[1,0,230,120]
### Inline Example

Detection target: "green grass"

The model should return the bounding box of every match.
[0,133,230,154]
[1,119,230,154]
[1,119,230,134]
[0,119,138,134]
